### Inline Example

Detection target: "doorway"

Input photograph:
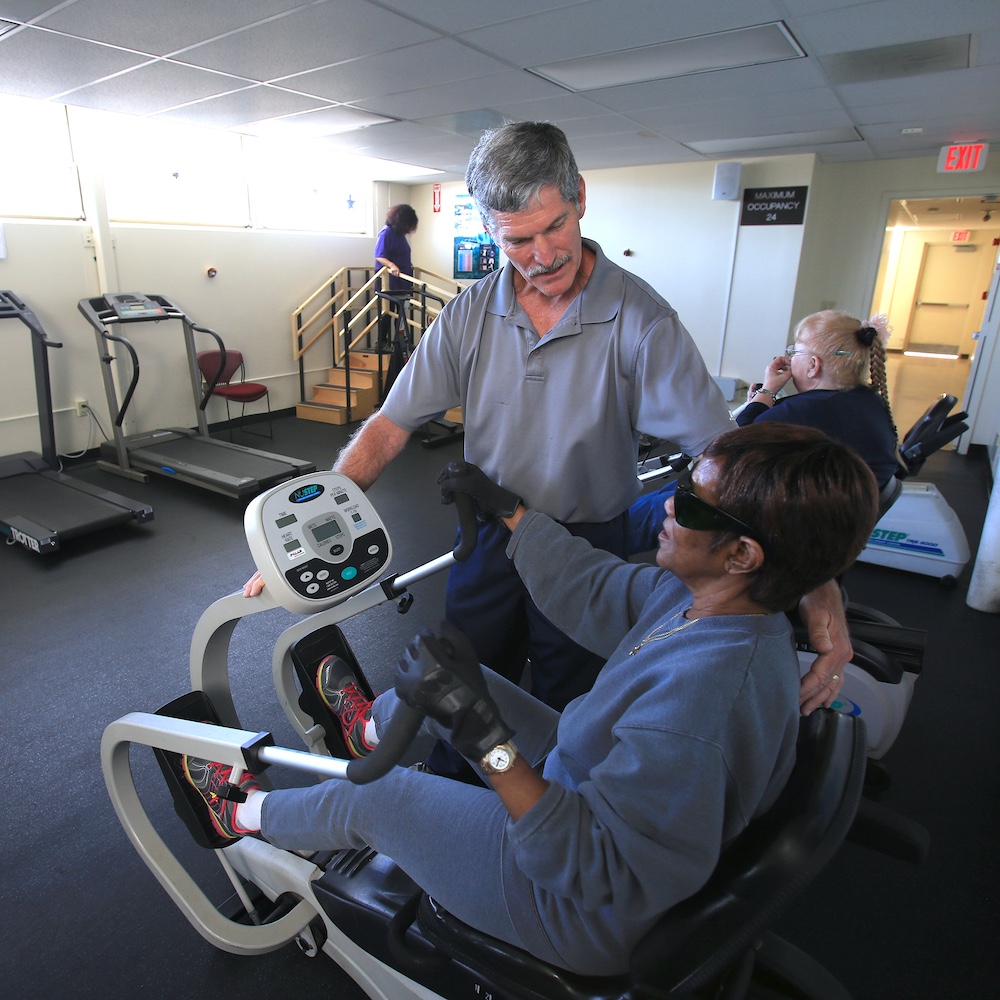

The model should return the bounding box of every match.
[870,194,1000,437]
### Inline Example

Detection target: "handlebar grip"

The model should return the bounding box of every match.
[446,460,479,563]
[345,702,424,784]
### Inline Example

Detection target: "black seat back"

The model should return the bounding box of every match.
[628,710,866,997]
[877,475,903,522]
[415,712,865,1000]
[899,393,968,477]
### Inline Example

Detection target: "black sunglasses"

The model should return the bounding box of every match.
[673,465,764,546]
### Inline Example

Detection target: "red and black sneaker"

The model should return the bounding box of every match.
[316,655,375,758]
[182,756,261,840]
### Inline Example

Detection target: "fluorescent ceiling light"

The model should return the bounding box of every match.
[822,35,970,85]
[903,351,961,359]
[349,155,442,181]
[530,22,803,91]
[236,105,392,139]
[687,126,862,155]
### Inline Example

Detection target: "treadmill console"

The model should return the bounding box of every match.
[245,472,392,615]
[106,293,169,321]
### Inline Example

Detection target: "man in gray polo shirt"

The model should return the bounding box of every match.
[333,123,848,776]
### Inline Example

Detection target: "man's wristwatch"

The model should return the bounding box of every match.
[480,741,518,775]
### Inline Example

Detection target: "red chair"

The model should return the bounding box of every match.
[196,349,272,439]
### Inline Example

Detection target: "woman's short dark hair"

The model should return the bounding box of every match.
[465,122,581,232]
[702,423,879,611]
[386,204,418,235]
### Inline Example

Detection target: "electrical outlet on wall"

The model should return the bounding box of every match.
[74,399,88,417]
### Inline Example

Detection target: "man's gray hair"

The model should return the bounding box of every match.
[465,122,581,232]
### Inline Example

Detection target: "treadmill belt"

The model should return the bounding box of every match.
[1,473,135,537]
[138,437,303,480]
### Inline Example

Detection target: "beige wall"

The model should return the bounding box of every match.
[5,150,1000,458]
[409,154,816,385]
[0,220,376,453]
[792,155,1000,324]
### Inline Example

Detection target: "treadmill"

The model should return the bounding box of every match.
[0,290,153,555]
[78,293,315,501]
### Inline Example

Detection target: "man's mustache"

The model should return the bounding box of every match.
[526,253,573,278]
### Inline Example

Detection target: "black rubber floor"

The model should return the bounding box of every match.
[1,414,997,999]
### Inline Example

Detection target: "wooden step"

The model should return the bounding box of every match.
[327,367,380,391]
[349,349,393,372]
[296,401,349,425]
[311,382,377,409]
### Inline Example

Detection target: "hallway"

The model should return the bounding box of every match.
[885,351,970,442]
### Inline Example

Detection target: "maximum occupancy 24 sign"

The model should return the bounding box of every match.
[740,186,808,226]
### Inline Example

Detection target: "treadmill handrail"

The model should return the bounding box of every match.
[2,289,65,469]
[189,325,226,411]
[101,332,141,428]
[0,290,63,348]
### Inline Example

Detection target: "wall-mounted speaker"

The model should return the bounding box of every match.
[712,162,742,201]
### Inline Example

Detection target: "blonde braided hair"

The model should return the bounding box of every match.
[795,310,898,441]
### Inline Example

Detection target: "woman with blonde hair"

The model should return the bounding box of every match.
[627,310,899,556]
[737,310,900,487]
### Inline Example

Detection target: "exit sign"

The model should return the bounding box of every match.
[937,142,988,172]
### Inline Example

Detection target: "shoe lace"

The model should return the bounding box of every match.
[337,683,371,728]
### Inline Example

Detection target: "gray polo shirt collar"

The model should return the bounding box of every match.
[486,239,623,348]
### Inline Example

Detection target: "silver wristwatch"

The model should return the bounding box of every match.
[480,741,518,775]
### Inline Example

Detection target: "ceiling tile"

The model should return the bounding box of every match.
[458,0,781,67]
[0,1,64,22]
[358,70,563,120]
[275,37,510,102]
[370,0,586,35]
[587,58,829,114]
[177,0,437,81]
[1,0,998,175]
[34,0,304,57]
[60,60,253,114]
[153,84,326,127]
[786,0,1000,56]
[0,25,148,99]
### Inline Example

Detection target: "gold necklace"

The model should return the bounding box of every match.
[628,609,699,655]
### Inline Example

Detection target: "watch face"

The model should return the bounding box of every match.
[487,746,512,771]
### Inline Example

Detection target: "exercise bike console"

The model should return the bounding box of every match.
[245,472,391,614]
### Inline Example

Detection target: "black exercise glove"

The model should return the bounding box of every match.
[394,620,514,761]
[437,462,521,519]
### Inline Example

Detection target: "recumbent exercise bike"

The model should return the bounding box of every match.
[103,467,898,999]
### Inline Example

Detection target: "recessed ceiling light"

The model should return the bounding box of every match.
[234,105,392,139]
[530,22,803,92]
[687,126,861,155]
[822,35,970,84]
